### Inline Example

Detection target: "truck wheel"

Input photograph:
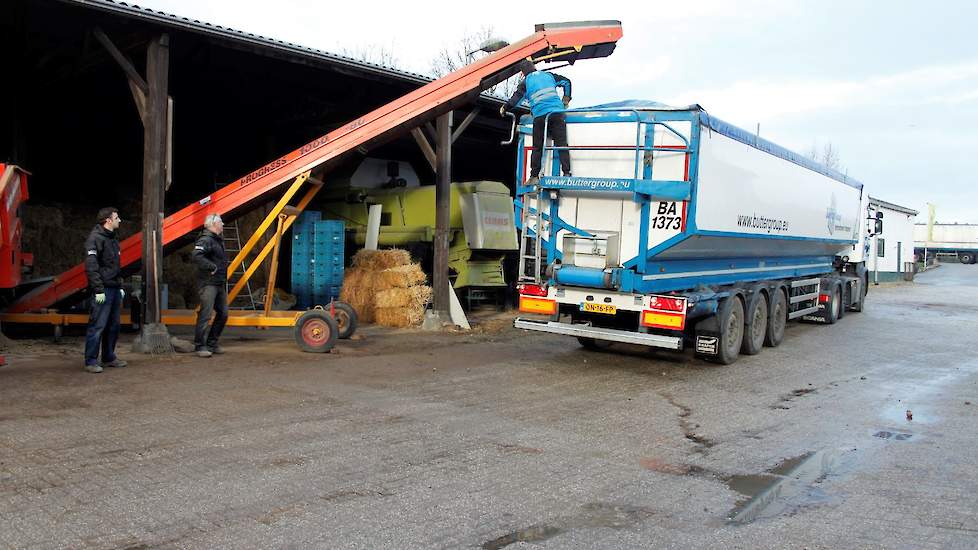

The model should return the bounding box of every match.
[960,253,974,264]
[822,285,841,325]
[294,310,338,353]
[850,277,867,313]
[835,283,846,320]
[764,288,787,347]
[331,301,358,339]
[712,296,744,365]
[741,292,768,356]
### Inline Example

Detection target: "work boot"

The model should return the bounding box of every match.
[208,345,225,355]
[101,359,128,368]
[196,348,213,358]
[84,364,103,374]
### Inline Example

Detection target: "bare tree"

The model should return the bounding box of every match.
[337,43,399,68]
[807,141,842,171]
[430,25,520,99]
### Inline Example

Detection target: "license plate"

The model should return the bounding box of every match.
[581,302,616,315]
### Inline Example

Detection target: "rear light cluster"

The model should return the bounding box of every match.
[641,294,688,330]
[649,295,686,312]
[517,283,548,297]
[517,283,556,315]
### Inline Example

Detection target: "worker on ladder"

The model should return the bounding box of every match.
[501,60,572,184]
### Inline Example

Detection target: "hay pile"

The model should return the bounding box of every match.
[22,202,139,278]
[340,249,431,327]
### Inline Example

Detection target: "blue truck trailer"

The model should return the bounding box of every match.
[512,101,881,364]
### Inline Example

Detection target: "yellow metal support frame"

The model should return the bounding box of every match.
[226,171,323,304]
[0,171,326,331]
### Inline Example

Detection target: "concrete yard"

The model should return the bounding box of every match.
[1,265,977,549]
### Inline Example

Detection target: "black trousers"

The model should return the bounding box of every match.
[530,112,571,178]
[194,284,228,350]
[84,288,121,366]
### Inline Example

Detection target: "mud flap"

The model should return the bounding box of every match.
[694,314,720,359]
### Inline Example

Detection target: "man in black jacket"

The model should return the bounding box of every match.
[83,207,127,373]
[192,213,228,357]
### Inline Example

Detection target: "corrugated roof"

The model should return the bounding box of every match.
[869,196,919,216]
[60,0,505,104]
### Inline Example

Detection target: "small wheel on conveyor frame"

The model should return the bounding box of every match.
[330,301,359,340]
[294,310,339,353]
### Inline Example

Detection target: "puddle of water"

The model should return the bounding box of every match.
[726,473,781,500]
[874,430,914,441]
[482,502,655,549]
[725,449,847,524]
[482,524,563,549]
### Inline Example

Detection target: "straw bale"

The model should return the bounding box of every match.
[376,264,427,289]
[339,268,376,323]
[374,286,432,308]
[374,306,424,328]
[351,248,412,270]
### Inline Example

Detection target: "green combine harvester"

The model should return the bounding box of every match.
[320,162,518,305]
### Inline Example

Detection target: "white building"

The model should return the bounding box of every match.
[868,197,918,282]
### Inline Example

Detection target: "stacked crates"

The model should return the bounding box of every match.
[291,212,345,309]
[290,211,318,308]
[311,220,345,306]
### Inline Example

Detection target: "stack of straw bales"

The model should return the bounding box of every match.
[340,249,432,327]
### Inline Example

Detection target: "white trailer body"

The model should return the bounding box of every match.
[914,223,978,264]
[512,101,879,364]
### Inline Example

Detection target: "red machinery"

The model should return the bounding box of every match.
[0,164,32,289]
[6,21,622,314]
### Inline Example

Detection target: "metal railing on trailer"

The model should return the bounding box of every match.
[514,107,696,284]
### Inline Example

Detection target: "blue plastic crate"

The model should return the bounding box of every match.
[291,213,326,298]
[292,264,313,274]
[292,217,346,304]
[313,286,341,302]
[294,211,321,229]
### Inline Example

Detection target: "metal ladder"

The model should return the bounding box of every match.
[518,188,546,283]
[223,221,260,310]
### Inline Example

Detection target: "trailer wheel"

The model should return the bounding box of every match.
[962,253,976,264]
[712,296,744,365]
[294,310,338,353]
[331,301,358,339]
[764,288,787,347]
[741,292,768,356]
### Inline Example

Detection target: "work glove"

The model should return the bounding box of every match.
[499,105,507,116]
[120,288,125,300]
[95,293,106,305]
[562,96,571,107]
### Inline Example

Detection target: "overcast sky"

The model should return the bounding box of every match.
[137,0,978,223]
